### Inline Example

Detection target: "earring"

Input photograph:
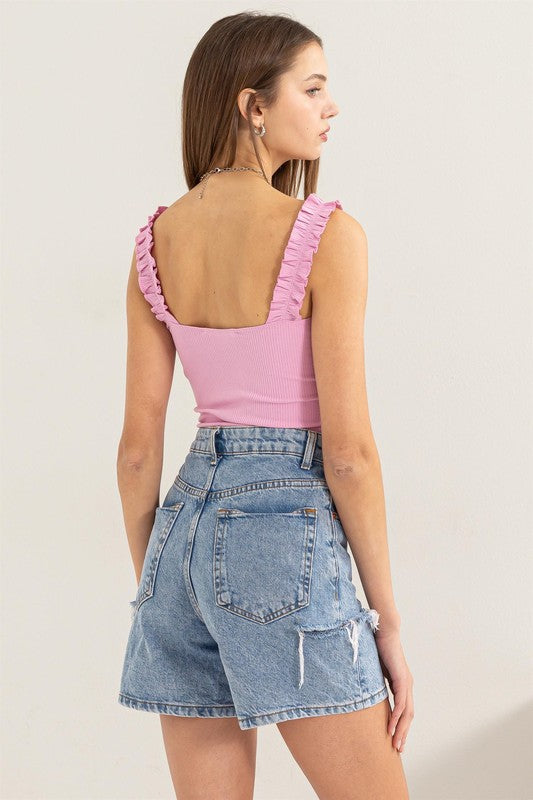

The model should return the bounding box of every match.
[253,123,266,137]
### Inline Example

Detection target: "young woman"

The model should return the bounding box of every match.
[117,11,413,799]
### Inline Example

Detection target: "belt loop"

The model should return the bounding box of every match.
[300,430,317,470]
[209,427,219,466]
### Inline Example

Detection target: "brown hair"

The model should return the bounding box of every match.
[181,11,323,199]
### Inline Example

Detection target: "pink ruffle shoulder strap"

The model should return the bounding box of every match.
[266,193,343,323]
[134,204,176,329]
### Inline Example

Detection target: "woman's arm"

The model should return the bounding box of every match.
[116,246,175,584]
[323,454,401,633]
[311,210,401,633]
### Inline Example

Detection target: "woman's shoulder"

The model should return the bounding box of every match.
[311,195,366,251]
[155,185,304,227]
[148,186,365,244]
[308,200,368,291]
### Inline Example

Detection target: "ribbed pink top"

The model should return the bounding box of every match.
[134,192,343,430]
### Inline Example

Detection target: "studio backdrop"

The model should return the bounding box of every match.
[1,1,531,798]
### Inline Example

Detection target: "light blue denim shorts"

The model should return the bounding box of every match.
[118,426,389,730]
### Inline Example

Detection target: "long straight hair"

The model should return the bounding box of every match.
[181,11,323,199]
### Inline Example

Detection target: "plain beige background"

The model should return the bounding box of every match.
[1,1,532,798]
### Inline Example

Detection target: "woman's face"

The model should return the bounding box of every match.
[263,42,340,165]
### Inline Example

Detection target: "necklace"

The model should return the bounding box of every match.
[197,166,270,199]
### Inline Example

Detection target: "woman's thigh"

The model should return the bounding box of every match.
[160,715,257,800]
[276,696,409,800]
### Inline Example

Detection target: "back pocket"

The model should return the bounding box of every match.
[131,502,185,616]
[214,507,317,624]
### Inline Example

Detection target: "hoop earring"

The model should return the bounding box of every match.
[253,123,266,137]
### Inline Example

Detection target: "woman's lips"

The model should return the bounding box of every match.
[319,132,328,141]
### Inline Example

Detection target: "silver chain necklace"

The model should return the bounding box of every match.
[197,166,270,199]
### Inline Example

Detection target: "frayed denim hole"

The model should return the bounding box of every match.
[129,599,138,621]
[361,606,380,632]
[296,607,380,690]
[348,607,381,663]
[296,619,359,690]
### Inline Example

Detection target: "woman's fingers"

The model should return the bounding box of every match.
[388,686,407,737]
[393,702,414,752]
[388,677,414,752]
[374,633,415,753]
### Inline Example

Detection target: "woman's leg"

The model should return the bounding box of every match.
[160,715,257,800]
[276,697,409,799]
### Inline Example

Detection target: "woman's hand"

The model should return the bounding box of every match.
[374,629,414,753]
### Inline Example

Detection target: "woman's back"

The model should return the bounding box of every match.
[150,179,320,330]
[134,177,359,435]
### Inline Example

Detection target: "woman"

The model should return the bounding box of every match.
[117,11,413,799]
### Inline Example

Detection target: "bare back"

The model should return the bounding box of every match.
[151,180,314,330]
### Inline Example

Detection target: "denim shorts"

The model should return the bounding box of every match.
[118,426,389,730]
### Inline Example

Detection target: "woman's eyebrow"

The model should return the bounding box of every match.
[303,73,327,82]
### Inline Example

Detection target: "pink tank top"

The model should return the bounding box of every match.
[135,192,343,431]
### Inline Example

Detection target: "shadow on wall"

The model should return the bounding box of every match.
[410,699,533,800]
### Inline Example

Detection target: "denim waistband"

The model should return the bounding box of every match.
[189,426,323,467]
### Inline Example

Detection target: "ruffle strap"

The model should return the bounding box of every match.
[266,193,343,323]
[134,204,176,328]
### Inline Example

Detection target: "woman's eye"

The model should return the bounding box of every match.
[306,87,321,96]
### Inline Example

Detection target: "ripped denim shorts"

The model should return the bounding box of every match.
[118,426,389,730]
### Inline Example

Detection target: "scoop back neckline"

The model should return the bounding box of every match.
[144,192,322,333]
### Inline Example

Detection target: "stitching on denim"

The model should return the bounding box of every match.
[239,685,389,724]
[131,504,185,617]
[173,475,329,499]
[118,692,237,711]
[329,508,341,615]
[214,508,318,624]
[189,445,323,463]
